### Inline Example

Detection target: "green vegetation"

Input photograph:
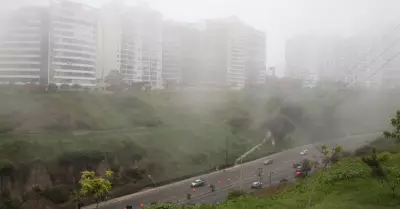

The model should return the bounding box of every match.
[144,154,400,209]
[143,110,400,209]
[0,82,400,207]
[78,170,114,209]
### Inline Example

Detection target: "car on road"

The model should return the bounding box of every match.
[295,165,303,170]
[263,159,273,165]
[300,150,308,156]
[293,162,302,168]
[251,181,263,189]
[295,162,312,178]
[295,171,306,178]
[191,179,205,187]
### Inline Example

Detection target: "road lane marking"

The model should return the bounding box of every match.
[87,132,381,209]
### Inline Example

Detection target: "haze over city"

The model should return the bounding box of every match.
[1,1,400,209]
[2,0,400,76]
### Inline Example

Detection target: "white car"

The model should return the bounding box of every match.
[191,179,205,187]
[251,181,263,189]
[300,150,308,156]
[263,159,273,165]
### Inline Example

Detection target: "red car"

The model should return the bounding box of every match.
[295,171,305,178]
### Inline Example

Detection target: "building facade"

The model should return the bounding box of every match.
[100,4,164,89]
[0,7,49,85]
[284,35,396,88]
[162,21,184,85]
[0,0,99,87]
[174,17,267,89]
[49,0,98,87]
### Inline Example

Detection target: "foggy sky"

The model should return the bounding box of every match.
[1,0,400,76]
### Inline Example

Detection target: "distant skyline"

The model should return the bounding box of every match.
[2,0,400,76]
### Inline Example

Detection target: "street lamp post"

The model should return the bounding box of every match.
[147,174,156,188]
[240,157,244,191]
[225,136,229,165]
[258,168,263,182]
[269,171,275,186]
[148,174,160,203]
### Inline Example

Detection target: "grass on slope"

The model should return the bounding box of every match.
[147,153,400,209]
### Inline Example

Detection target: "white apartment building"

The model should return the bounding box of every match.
[284,35,390,88]
[162,21,184,85]
[246,29,267,86]
[0,7,49,85]
[174,17,266,89]
[100,4,163,89]
[49,0,98,87]
[206,17,267,89]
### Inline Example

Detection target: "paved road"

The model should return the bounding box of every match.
[85,132,380,209]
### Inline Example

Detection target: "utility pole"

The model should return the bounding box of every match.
[258,168,263,182]
[269,171,274,186]
[240,156,244,191]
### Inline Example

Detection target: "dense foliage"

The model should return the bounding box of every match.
[0,82,399,207]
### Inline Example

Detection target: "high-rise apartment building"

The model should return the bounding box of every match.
[285,35,386,88]
[0,0,99,87]
[0,7,49,85]
[175,17,267,89]
[49,0,98,87]
[245,28,267,86]
[162,21,184,85]
[100,4,163,89]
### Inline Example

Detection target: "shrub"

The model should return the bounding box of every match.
[227,190,246,200]
[60,83,70,91]
[377,151,392,162]
[355,145,373,156]
[39,185,71,204]
[317,159,369,184]
[72,84,83,90]
[47,83,58,92]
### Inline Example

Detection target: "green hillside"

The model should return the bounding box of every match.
[148,149,400,209]
[0,83,400,208]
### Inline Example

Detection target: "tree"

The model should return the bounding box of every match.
[306,145,342,209]
[227,116,251,135]
[265,95,284,115]
[71,189,82,209]
[105,70,127,93]
[78,170,114,208]
[105,70,123,85]
[264,115,295,144]
[47,83,58,92]
[60,83,70,91]
[321,144,343,168]
[72,84,83,90]
[362,110,400,198]
[362,148,400,198]
[302,158,312,176]
[383,110,400,142]
[131,81,149,91]
[0,159,15,197]
[227,190,246,200]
